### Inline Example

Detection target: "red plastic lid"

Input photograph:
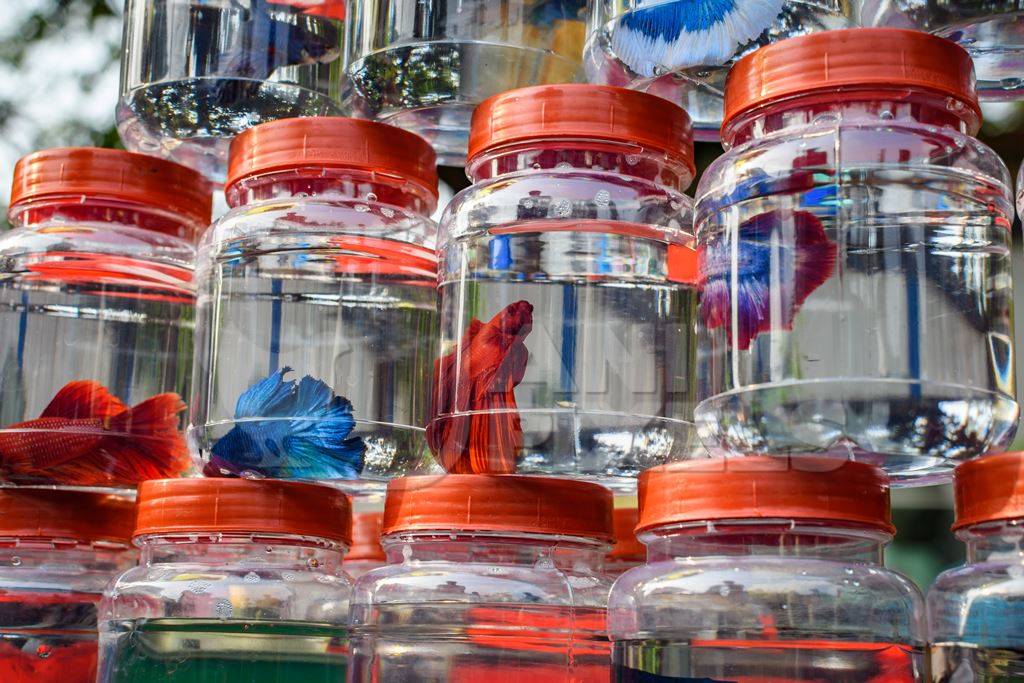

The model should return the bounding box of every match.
[347,511,386,562]
[638,457,894,535]
[0,488,134,546]
[10,147,213,230]
[609,507,645,561]
[136,479,352,546]
[724,28,981,134]
[226,117,439,203]
[468,84,695,176]
[382,475,614,543]
[953,452,1024,530]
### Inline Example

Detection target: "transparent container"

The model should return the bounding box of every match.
[344,0,587,166]
[607,507,645,577]
[349,474,614,681]
[0,489,135,683]
[98,478,353,683]
[189,117,440,491]
[694,29,1017,485]
[0,148,210,489]
[344,511,386,579]
[609,457,928,681]
[928,451,1024,680]
[118,0,346,181]
[584,0,855,141]
[435,84,699,491]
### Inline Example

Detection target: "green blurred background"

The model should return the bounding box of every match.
[3,0,1023,592]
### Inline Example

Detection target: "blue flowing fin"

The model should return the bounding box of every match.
[282,433,365,479]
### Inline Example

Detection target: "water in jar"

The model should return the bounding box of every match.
[345,0,586,165]
[931,643,1024,681]
[118,0,344,180]
[101,619,347,682]
[584,0,852,139]
[695,158,1017,483]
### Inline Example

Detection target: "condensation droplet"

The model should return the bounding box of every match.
[879,110,894,120]
[594,190,610,207]
[522,198,535,209]
[214,599,234,620]
[625,154,639,165]
[282,571,297,582]
[552,198,572,218]
[381,207,395,218]
[10,556,20,566]
[555,162,573,169]
[187,580,211,594]
[355,204,370,213]
[366,192,378,202]
[243,571,260,584]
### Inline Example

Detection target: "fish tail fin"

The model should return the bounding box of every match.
[279,393,365,479]
[100,393,190,481]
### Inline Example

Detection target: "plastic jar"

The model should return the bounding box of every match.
[435,84,698,491]
[98,478,353,682]
[0,489,134,683]
[0,148,210,489]
[349,474,614,681]
[693,28,1017,485]
[118,0,345,181]
[928,451,1024,679]
[609,457,927,681]
[343,511,386,579]
[344,0,587,166]
[189,117,439,490]
[584,0,854,140]
[607,507,645,577]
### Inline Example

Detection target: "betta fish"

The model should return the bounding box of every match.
[427,301,534,474]
[0,381,188,487]
[611,0,783,77]
[699,209,837,351]
[206,368,365,480]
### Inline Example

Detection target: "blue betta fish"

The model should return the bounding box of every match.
[206,368,365,480]
[611,0,784,77]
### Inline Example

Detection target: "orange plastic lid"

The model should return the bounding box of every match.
[609,507,645,561]
[226,117,439,203]
[638,457,894,534]
[10,147,213,229]
[136,479,352,546]
[953,452,1024,530]
[347,511,386,562]
[468,84,695,176]
[724,28,980,134]
[0,488,134,546]
[382,475,614,542]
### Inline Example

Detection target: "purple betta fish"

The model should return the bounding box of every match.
[699,209,837,351]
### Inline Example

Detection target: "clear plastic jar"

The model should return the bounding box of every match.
[694,29,1017,485]
[928,451,1024,679]
[607,507,645,577]
[350,474,614,680]
[609,457,928,681]
[344,511,386,579]
[0,148,210,489]
[98,478,353,682]
[118,0,345,181]
[0,489,135,683]
[190,117,439,490]
[435,84,698,491]
[584,0,854,140]
[344,0,587,166]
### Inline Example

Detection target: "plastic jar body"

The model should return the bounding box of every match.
[609,519,927,681]
[117,0,344,181]
[435,141,698,491]
[0,197,198,489]
[98,532,352,682]
[344,0,587,165]
[928,518,1024,679]
[190,168,438,490]
[350,532,613,681]
[694,93,1017,485]
[584,0,854,140]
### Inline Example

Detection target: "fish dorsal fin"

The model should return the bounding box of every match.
[465,318,485,343]
[234,367,296,418]
[40,381,127,420]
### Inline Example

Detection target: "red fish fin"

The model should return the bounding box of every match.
[0,417,105,476]
[108,393,186,435]
[40,381,127,420]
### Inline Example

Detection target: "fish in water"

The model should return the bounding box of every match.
[611,0,783,77]
[206,368,365,480]
[0,381,188,487]
[427,301,534,474]
[699,209,836,351]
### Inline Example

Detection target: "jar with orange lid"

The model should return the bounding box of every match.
[434,84,698,491]
[349,474,614,681]
[928,452,1024,679]
[608,457,927,681]
[694,28,1017,485]
[607,507,644,577]
[98,478,353,683]
[0,148,210,489]
[0,489,135,683]
[189,117,439,490]
[344,511,386,579]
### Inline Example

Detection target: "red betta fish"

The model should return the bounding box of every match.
[0,381,189,487]
[427,301,534,474]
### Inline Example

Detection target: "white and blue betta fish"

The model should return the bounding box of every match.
[611,0,784,77]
